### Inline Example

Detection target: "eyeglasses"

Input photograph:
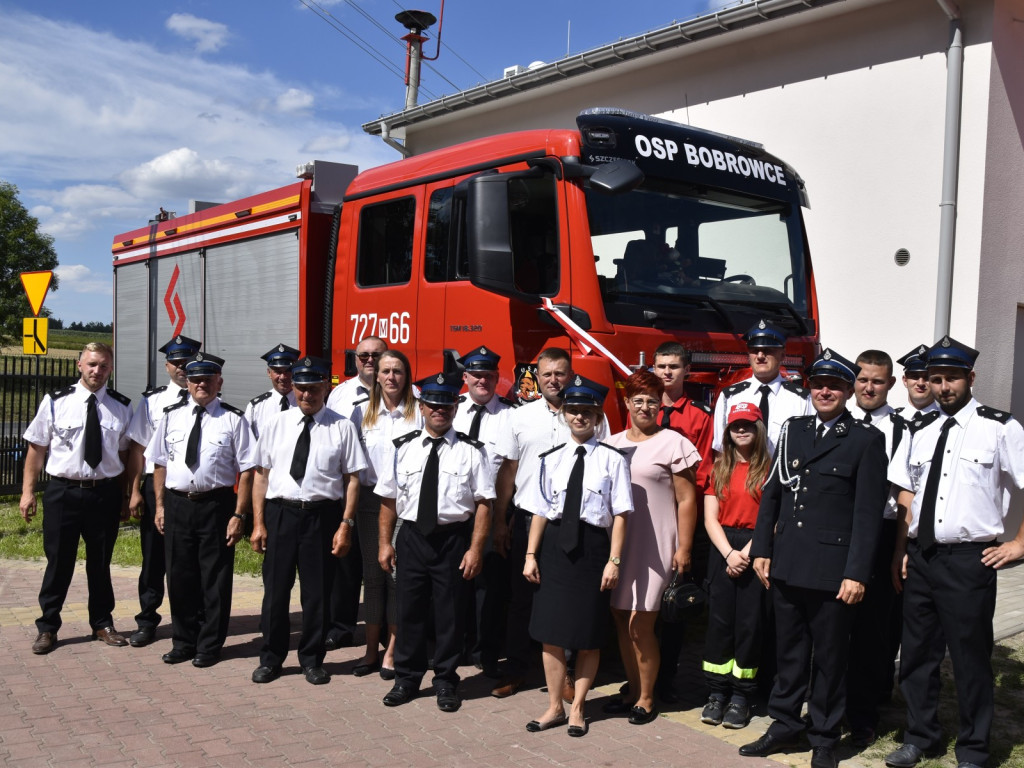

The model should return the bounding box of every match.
[356,352,382,362]
[629,398,661,410]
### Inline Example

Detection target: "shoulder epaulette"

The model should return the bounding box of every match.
[598,441,627,456]
[908,410,942,433]
[164,400,188,414]
[107,389,131,407]
[455,432,484,449]
[498,396,518,408]
[249,390,273,407]
[220,402,245,416]
[538,443,566,458]
[458,394,467,404]
[790,414,815,428]
[51,385,75,400]
[894,406,906,414]
[977,405,1012,424]
[393,430,421,448]
[723,381,751,398]
[782,380,809,398]
[689,400,713,416]
[143,384,168,398]
[352,396,370,407]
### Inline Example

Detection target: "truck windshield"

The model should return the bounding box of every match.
[586,180,811,336]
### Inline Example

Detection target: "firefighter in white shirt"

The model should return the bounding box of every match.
[147,352,255,668]
[249,356,367,686]
[244,344,299,439]
[886,336,1024,768]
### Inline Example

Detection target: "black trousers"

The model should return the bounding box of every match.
[900,541,996,767]
[135,476,166,629]
[703,527,763,699]
[767,580,855,748]
[503,506,537,675]
[36,478,121,634]
[847,518,901,731]
[327,500,362,642]
[465,550,508,669]
[259,499,342,669]
[163,489,236,655]
[395,520,471,689]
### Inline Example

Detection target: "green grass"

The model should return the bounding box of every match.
[47,329,113,351]
[0,494,263,576]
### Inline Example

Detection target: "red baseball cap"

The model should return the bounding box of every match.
[727,402,763,425]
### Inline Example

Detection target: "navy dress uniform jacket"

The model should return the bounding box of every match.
[752,412,888,592]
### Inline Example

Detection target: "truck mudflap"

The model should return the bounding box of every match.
[540,298,632,377]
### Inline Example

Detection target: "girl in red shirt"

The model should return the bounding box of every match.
[700,402,770,730]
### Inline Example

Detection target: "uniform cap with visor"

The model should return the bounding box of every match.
[743,319,787,349]
[459,345,500,371]
[561,375,609,407]
[158,335,201,362]
[896,344,930,374]
[185,352,225,377]
[290,355,331,384]
[806,348,859,385]
[261,344,301,369]
[415,371,463,406]
[925,335,979,371]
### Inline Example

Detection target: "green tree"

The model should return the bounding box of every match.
[0,180,59,344]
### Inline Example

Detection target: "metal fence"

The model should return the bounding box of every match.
[0,356,81,494]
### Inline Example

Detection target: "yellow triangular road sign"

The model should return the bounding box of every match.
[20,271,53,316]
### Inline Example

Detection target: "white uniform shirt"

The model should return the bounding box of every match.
[349,399,423,486]
[494,397,608,511]
[713,374,812,455]
[254,406,368,502]
[127,380,188,474]
[244,388,297,439]
[850,402,903,519]
[374,427,495,525]
[24,382,132,480]
[452,395,513,476]
[901,401,942,420]
[326,377,372,419]
[146,397,256,493]
[521,437,633,527]
[888,398,1024,542]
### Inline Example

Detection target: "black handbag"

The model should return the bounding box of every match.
[660,571,706,624]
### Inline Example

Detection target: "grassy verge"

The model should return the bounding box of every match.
[0,494,263,576]
[47,329,113,351]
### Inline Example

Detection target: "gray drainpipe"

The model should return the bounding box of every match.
[380,121,410,158]
[934,0,963,338]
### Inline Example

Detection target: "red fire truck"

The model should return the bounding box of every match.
[112,108,819,428]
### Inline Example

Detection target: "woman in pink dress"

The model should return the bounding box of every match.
[606,370,700,724]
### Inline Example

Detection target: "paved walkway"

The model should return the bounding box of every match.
[1,558,1022,768]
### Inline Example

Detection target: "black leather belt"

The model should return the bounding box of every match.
[271,497,337,510]
[168,487,234,501]
[911,539,993,554]
[53,477,117,488]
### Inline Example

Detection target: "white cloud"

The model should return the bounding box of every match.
[277,88,315,112]
[54,264,112,296]
[166,13,229,54]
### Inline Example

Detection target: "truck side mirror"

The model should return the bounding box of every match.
[465,171,545,304]
[587,159,644,195]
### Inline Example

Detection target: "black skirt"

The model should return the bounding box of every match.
[529,518,611,650]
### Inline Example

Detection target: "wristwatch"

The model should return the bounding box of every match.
[231,512,247,521]
[608,556,621,566]
[340,518,356,527]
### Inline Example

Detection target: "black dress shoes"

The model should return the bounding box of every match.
[811,746,838,768]
[628,705,659,725]
[251,665,282,684]
[324,631,354,651]
[192,653,219,668]
[129,627,155,648]
[884,743,944,767]
[32,632,57,655]
[739,732,798,757]
[162,648,195,664]
[382,684,416,707]
[303,666,330,685]
[436,687,461,712]
[352,660,381,677]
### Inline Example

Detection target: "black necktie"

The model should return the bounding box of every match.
[914,410,923,420]
[559,446,587,554]
[660,405,674,428]
[417,437,445,535]
[280,394,290,411]
[289,414,314,482]
[917,417,956,551]
[84,394,102,469]
[468,404,485,440]
[185,405,204,469]
[758,385,771,427]
[177,388,189,403]
[863,411,872,424]
[815,423,825,445]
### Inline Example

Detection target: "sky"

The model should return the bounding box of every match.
[0,0,731,323]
